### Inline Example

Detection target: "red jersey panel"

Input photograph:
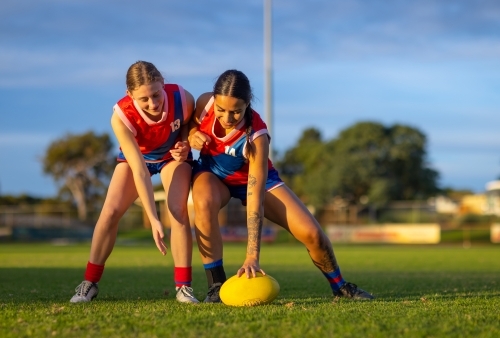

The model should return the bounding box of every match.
[114,84,189,163]
[197,96,275,186]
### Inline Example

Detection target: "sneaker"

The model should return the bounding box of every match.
[175,286,200,304]
[204,282,222,303]
[334,282,374,300]
[70,281,99,303]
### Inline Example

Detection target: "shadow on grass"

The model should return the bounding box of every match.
[1,266,499,305]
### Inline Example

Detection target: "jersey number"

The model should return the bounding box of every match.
[170,119,181,132]
[225,146,236,157]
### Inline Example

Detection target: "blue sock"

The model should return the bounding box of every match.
[323,268,346,292]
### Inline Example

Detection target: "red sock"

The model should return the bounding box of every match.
[174,267,192,288]
[84,261,105,283]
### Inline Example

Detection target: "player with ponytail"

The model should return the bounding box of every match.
[69,61,199,304]
[189,69,374,302]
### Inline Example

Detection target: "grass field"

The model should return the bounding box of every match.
[1,242,499,337]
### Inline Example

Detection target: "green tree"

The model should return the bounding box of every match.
[277,122,439,209]
[43,131,115,220]
[329,122,439,204]
[277,128,333,208]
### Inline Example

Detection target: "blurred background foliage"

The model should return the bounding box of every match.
[277,122,439,210]
[1,123,497,231]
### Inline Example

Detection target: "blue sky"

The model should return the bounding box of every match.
[0,0,499,196]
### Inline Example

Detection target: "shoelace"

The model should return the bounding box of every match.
[206,283,221,297]
[344,283,360,296]
[75,282,94,296]
[180,286,195,297]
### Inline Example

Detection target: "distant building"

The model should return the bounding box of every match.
[485,180,500,216]
[459,194,487,215]
[432,195,459,214]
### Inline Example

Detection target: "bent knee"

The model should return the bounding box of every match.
[167,203,188,221]
[298,228,326,248]
[193,194,220,214]
[98,207,124,226]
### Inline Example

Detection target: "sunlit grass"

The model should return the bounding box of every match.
[1,243,499,337]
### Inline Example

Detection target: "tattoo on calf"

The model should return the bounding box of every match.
[311,234,339,273]
[247,212,263,256]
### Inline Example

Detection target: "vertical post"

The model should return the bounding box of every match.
[264,0,273,161]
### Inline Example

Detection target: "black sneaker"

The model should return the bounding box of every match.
[204,282,222,303]
[334,282,374,300]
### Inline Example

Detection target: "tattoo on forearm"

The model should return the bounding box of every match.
[247,212,262,256]
[311,234,339,273]
[247,191,253,196]
[248,174,257,188]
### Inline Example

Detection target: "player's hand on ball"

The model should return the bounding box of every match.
[237,258,266,278]
[189,131,211,150]
[151,220,168,255]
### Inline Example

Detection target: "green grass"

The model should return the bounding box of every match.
[1,243,499,337]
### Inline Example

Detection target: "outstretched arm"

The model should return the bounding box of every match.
[111,112,167,255]
[237,135,269,278]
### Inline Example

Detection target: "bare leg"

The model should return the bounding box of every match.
[160,161,192,267]
[192,172,230,264]
[89,163,139,265]
[264,185,339,273]
[265,185,374,299]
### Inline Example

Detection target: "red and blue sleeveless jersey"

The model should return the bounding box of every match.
[114,84,190,163]
[197,96,276,186]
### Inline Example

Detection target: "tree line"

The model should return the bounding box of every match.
[41,122,440,220]
[276,122,440,210]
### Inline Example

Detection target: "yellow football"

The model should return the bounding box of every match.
[220,272,280,306]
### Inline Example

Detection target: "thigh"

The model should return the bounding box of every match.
[264,185,322,236]
[101,162,139,215]
[192,171,231,211]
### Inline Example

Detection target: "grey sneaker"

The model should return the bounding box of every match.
[204,282,222,303]
[334,282,374,300]
[175,286,200,304]
[70,281,99,303]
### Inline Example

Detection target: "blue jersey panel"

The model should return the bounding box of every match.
[198,135,248,181]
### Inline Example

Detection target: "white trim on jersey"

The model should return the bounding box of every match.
[132,89,168,126]
[114,104,137,136]
[199,96,214,122]
[211,117,246,142]
[242,130,269,159]
[250,129,269,142]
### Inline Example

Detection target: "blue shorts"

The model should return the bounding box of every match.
[145,160,171,176]
[118,152,193,176]
[192,160,284,204]
[227,169,284,205]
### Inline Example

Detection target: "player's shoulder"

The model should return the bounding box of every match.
[193,92,214,122]
[196,92,213,108]
[163,83,182,92]
[251,109,267,128]
[164,83,195,111]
